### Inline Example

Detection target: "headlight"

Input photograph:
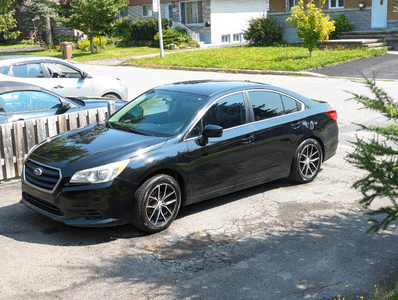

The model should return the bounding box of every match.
[70,159,129,184]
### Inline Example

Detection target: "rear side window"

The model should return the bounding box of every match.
[11,63,44,78]
[249,91,284,121]
[0,91,61,112]
[281,95,302,114]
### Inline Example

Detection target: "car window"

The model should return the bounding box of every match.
[11,63,44,78]
[249,91,284,121]
[281,95,302,114]
[108,90,206,137]
[0,91,62,113]
[189,93,246,138]
[0,66,10,75]
[44,62,81,78]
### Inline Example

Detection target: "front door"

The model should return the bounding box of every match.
[372,0,388,28]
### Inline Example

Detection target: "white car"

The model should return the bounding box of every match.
[0,55,128,101]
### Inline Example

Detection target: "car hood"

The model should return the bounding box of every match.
[30,123,167,169]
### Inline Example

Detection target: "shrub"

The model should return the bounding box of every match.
[153,27,199,49]
[329,14,354,40]
[76,37,105,52]
[131,18,171,41]
[243,16,284,46]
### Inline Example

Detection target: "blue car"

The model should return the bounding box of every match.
[0,81,126,124]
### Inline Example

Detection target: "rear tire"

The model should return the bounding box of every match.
[289,138,323,183]
[132,174,181,233]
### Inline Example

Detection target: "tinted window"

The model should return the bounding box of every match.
[203,93,246,130]
[0,91,62,112]
[249,91,283,121]
[281,95,300,114]
[12,63,44,78]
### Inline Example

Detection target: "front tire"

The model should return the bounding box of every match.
[289,138,323,183]
[132,174,181,233]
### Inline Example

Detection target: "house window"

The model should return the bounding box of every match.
[330,0,344,8]
[222,35,230,43]
[142,4,153,17]
[233,34,242,42]
[180,1,203,24]
[286,0,300,10]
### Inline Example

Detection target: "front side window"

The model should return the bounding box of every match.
[44,62,81,78]
[330,0,344,8]
[180,1,203,24]
[203,93,246,130]
[142,4,153,17]
[0,91,62,113]
[249,91,284,121]
[11,63,44,78]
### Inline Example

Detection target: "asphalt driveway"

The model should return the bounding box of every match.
[1,64,398,300]
[308,52,398,80]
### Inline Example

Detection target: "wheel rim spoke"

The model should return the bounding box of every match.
[299,144,320,178]
[146,183,177,226]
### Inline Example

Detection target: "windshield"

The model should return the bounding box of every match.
[108,89,207,137]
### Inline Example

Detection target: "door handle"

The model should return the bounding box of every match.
[290,121,302,129]
[54,85,64,89]
[241,136,254,145]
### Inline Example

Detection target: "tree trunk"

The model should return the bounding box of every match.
[90,35,94,54]
[45,16,53,48]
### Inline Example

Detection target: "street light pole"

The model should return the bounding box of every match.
[153,0,164,58]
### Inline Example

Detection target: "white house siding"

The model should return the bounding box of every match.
[210,0,268,45]
[128,5,143,20]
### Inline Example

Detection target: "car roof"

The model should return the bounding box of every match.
[0,80,48,94]
[0,55,67,65]
[155,80,270,97]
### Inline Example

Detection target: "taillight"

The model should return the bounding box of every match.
[324,109,337,121]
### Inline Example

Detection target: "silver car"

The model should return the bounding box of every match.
[0,55,128,101]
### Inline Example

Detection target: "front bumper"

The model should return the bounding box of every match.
[21,176,137,228]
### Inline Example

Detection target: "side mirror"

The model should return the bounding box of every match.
[60,101,71,112]
[197,124,223,146]
[81,71,89,79]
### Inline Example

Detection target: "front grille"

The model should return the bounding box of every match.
[24,159,61,192]
[24,193,64,217]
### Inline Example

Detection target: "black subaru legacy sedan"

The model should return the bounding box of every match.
[21,80,338,233]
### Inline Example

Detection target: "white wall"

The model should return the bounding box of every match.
[211,0,268,45]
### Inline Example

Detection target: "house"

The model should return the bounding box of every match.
[268,0,398,43]
[126,0,269,45]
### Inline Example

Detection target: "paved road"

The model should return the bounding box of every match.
[1,66,398,299]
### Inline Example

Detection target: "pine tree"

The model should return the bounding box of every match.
[346,73,398,233]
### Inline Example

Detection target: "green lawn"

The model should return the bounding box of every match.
[0,44,162,63]
[128,45,387,71]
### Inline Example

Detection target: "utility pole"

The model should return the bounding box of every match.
[153,0,164,58]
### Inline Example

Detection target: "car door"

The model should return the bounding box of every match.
[186,92,256,199]
[248,90,306,180]
[41,62,94,97]
[0,90,75,123]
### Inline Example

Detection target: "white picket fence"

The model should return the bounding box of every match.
[0,102,115,181]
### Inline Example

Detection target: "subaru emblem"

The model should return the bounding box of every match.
[33,167,43,176]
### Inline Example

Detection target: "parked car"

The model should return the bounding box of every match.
[0,55,128,100]
[0,81,126,123]
[21,80,339,233]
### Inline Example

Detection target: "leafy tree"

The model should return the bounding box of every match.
[58,0,129,53]
[286,0,335,57]
[243,16,284,46]
[24,0,60,48]
[346,73,398,233]
[0,0,20,41]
